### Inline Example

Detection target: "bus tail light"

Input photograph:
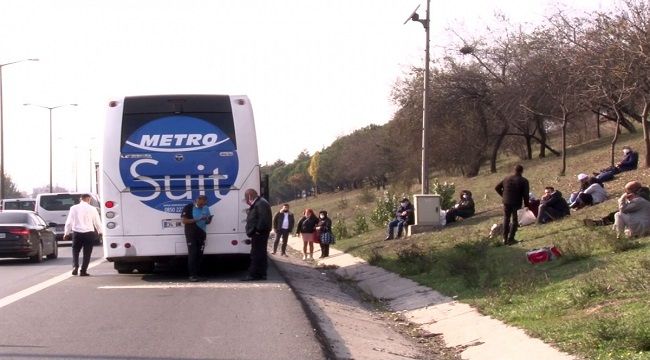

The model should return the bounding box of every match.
[106,222,116,229]
[244,239,251,245]
[124,243,132,248]
[105,211,116,219]
[231,240,238,246]
[105,201,115,208]
[110,243,118,248]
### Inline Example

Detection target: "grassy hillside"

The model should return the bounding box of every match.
[279,132,650,360]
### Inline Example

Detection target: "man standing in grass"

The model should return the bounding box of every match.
[495,164,530,245]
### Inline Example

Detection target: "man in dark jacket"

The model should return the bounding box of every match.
[536,187,570,224]
[594,145,639,182]
[385,198,414,240]
[495,164,530,245]
[243,188,272,281]
[272,203,294,256]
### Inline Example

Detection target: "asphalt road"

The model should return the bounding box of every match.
[0,246,326,360]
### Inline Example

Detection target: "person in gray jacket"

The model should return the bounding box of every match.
[614,181,650,239]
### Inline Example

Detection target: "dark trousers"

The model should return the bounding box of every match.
[320,243,330,257]
[537,205,565,224]
[446,209,474,224]
[249,232,270,278]
[502,204,519,243]
[570,193,593,209]
[186,237,205,277]
[273,229,290,254]
[72,231,96,271]
[387,219,407,238]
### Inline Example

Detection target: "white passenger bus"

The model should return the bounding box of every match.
[101,95,261,273]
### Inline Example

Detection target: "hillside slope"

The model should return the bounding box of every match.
[282,132,650,360]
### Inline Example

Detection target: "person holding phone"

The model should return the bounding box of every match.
[181,195,213,282]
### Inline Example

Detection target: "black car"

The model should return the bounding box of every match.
[0,210,58,262]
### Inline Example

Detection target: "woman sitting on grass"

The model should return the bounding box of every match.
[445,190,475,224]
[569,177,608,210]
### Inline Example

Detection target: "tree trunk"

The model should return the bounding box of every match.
[641,101,650,168]
[610,107,623,167]
[596,110,601,139]
[536,115,547,158]
[490,123,509,173]
[561,113,568,177]
[525,135,533,160]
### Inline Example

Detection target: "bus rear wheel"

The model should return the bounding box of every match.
[114,262,134,274]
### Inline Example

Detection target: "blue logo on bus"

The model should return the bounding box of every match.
[119,115,239,213]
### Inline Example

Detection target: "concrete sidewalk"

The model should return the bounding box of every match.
[285,235,575,360]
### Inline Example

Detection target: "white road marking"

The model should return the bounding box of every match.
[0,258,105,309]
[98,283,289,290]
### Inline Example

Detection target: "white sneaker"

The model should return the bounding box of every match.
[302,254,307,260]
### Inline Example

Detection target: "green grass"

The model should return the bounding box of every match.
[280,132,650,360]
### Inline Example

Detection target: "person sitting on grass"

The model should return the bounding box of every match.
[593,145,639,182]
[445,190,475,224]
[569,176,608,210]
[537,186,570,224]
[613,181,650,239]
[584,181,650,227]
[385,198,414,240]
[528,193,540,218]
[568,173,591,204]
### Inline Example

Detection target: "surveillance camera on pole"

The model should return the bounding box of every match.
[403,5,420,25]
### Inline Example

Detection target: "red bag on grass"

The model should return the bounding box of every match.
[526,246,561,264]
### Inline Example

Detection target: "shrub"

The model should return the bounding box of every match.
[556,236,595,261]
[370,192,400,227]
[430,179,456,210]
[593,316,625,342]
[570,276,616,307]
[357,188,376,204]
[332,216,350,240]
[444,239,492,288]
[605,234,641,253]
[368,248,383,265]
[352,213,370,235]
[396,243,434,275]
[337,198,349,210]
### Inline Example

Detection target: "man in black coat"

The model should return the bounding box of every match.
[536,187,570,224]
[272,203,295,256]
[495,164,530,245]
[243,188,272,281]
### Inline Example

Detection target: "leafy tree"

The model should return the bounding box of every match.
[308,151,320,196]
[2,174,23,199]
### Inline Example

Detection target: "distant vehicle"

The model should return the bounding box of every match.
[1,198,36,211]
[101,94,262,274]
[35,193,101,242]
[0,210,58,262]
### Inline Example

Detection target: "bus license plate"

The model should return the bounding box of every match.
[0,233,5,238]
[162,219,182,229]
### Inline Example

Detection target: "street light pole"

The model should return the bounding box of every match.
[0,58,39,199]
[405,1,431,194]
[23,103,77,193]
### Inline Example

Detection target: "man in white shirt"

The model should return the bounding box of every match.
[63,194,102,276]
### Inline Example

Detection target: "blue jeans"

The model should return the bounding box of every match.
[387,219,407,238]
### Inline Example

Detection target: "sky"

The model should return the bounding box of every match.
[0,0,611,195]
